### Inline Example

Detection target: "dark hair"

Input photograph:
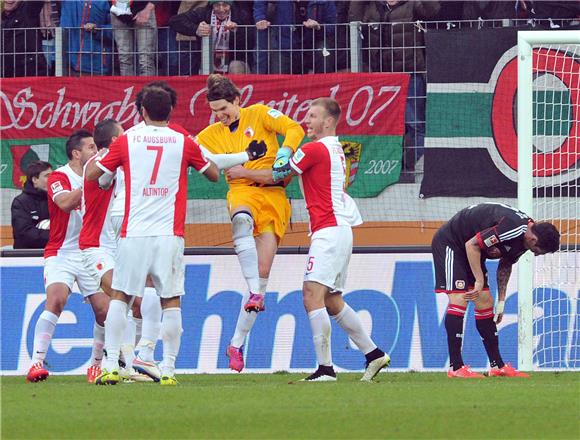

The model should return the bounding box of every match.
[206,74,240,103]
[142,87,172,121]
[94,119,121,150]
[135,81,178,113]
[312,97,341,122]
[66,129,93,159]
[532,222,560,253]
[26,161,52,181]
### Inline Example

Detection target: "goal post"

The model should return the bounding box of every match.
[517,30,580,371]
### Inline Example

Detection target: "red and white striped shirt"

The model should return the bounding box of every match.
[44,164,83,257]
[96,124,209,238]
[79,155,116,251]
[290,136,362,234]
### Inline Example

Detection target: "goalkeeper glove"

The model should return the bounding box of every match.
[494,300,505,323]
[245,140,267,161]
[273,147,292,170]
[272,162,292,182]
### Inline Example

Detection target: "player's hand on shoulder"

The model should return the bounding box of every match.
[246,140,267,161]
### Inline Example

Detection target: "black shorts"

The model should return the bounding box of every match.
[431,227,489,293]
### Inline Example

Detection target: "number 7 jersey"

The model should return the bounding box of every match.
[96,124,209,238]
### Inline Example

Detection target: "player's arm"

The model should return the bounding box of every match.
[48,172,82,213]
[260,106,305,172]
[226,166,278,185]
[199,140,267,170]
[494,258,513,323]
[185,137,219,182]
[273,145,315,182]
[86,137,124,181]
[464,235,485,301]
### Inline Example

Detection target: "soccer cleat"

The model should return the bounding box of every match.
[244,293,265,313]
[119,367,154,383]
[447,365,485,379]
[300,365,337,382]
[361,353,391,382]
[87,364,102,384]
[94,369,120,385]
[160,375,178,386]
[26,362,49,383]
[489,363,530,378]
[133,357,161,382]
[226,345,244,372]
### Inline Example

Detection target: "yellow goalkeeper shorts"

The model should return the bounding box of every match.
[227,185,290,241]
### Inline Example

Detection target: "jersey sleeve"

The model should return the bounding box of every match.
[259,105,305,152]
[476,216,527,250]
[184,136,210,173]
[195,126,222,155]
[289,142,321,174]
[47,171,71,202]
[97,136,126,174]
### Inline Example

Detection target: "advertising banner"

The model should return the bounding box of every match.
[420,27,580,198]
[1,73,409,197]
[2,253,578,375]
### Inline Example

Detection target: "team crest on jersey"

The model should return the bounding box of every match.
[244,127,254,138]
[50,181,64,194]
[484,235,499,247]
[455,280,465,289]
[293,148,305,163]
[267,109,282,119]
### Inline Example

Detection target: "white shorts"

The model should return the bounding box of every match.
[44,252,101,297]
[112,236,185,298]
[111,215,123,243]
[82,247,116,284]
[304,226,353,293]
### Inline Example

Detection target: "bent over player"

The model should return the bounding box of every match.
[196,74,305,372]
[432,203,560,378]
[272,97,391,382]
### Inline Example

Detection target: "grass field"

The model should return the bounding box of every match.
[1,372,579,439]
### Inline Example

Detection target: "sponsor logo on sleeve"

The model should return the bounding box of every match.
[267,109,282,119]
[50,181,64,194]
[484,235,499,247]
[293,149,305,163]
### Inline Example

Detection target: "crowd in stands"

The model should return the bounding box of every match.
[1,1,578,79]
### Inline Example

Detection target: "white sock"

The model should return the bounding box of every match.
[134,317,142,346]
[137,288,161,362]
[31,310,58,364]
[331,303,377,354]
[160,308,182,377]
[235,236,260,293]
[91,323,105,367]
[230,292,258,348]
[259,277,269,295]
[103,300,128,372]
[308,308,332,367]
[120,316,137,369]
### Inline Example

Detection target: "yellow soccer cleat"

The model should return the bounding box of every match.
[160,375,178,386]
[94,369,120,386]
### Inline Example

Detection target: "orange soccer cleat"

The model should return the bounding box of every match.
[244,293,265,313]
[226,345,244,372]
[87,364,102,384]
[26,362,49,383]
[447,365,485,379]
[489,363,530,378]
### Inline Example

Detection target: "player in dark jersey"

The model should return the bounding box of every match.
[432,202,560,378]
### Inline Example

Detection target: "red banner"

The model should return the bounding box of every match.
[1,74,409,140]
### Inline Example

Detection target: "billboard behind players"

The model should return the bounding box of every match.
[1,253,578,375]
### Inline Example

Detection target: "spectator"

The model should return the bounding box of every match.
[296,0,338,73]
[174,0,208,75]
[156,1,180,75]
[110,1,157,76]
[380,0,440,183]
[253,0,294,73]
[60,0,113,76]
[11,161,52,249]
[39,0,60,76]
[170,0,254,74]
[462,1,533,22]
[347,1,385,72]
[1,0,50,77]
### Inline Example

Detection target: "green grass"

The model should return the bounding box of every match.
[2,372,579,439]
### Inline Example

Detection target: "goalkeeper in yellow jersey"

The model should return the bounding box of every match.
[196,74,305,372]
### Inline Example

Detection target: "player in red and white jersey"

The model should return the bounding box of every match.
[26,130,110,384]
[85,87,220,386]
[273,98,390,382]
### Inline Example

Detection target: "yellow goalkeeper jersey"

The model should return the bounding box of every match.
[196,104,304,187]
